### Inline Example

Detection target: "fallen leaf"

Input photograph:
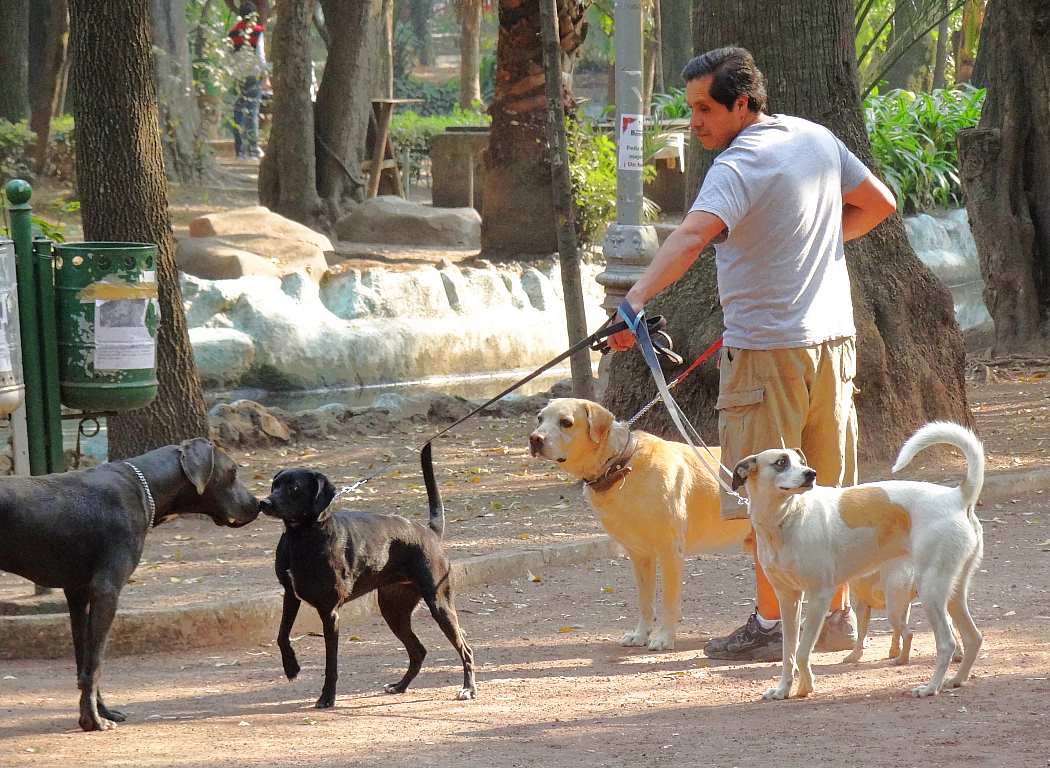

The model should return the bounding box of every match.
[558,626,576,633]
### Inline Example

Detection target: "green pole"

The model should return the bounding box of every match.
[35,239,65,474]
[5,180,48,476]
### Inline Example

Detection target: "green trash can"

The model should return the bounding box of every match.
[53,242,159,411]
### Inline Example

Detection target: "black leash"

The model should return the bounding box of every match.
[333,313,680,499]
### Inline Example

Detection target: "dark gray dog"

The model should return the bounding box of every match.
[261,443,477,708]
[0,438,259,731]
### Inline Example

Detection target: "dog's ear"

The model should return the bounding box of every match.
[271,468,289,488]
[585,402,614,445]
[794,448,809,467]
[312,472,336,518]
[178,438,215,495]
[732,456,757,491]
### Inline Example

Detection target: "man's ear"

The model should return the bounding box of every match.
[312,472,336,517]
[732,456,757,491]
[584,402,614,445]
[178,438,215,495]
[794,448,809,467]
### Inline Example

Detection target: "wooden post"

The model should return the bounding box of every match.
[539,0,593,399]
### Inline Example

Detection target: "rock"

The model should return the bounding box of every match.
[208,400,291,448]
[321,266,453,320]
[176,235,329,282]
[521,267,560,311]
[335,196,481,248]
[372,393,431,420]
[426,394,475,423]
[189,206,334,253]
[189,327,255,388]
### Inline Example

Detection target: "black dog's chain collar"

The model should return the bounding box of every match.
[123,461,156,529]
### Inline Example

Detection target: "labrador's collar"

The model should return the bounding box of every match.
[585,432,637,493]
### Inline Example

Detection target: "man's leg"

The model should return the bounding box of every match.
[705,347,808,661]
[804,336,859,651]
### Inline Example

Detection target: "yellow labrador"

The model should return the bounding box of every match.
[529,398,749,650]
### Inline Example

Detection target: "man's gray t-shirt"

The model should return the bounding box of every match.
[689,114,870,350]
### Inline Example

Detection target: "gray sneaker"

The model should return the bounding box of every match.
[704,613,782,661]
[814,607,858,652]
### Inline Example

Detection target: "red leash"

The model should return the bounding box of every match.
[627,336,723,426]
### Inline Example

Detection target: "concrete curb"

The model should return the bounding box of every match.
[981,466,1050,501]
[0,537,622,660]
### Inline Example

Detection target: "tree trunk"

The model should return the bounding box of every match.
[258,0,324,227]
[954,0,986,84]
[313,0,384,222]
[884,0,935,91]
[29,0,69,176]
[932,0,949,89]
[0,0,30,122]
[482,0,586,257]
[459,0,483,108]
[151,0,209,182]
[69,0,209,458]
[410,0,433,66]
[643,7,660,111]
[660,0,692,92]
[958,0,1050,356]
[606,0,971,462]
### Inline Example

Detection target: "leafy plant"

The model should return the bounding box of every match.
[0,120,37,183]
[864,84,984,213]
[650,87,689,121]
[394,76,462,116]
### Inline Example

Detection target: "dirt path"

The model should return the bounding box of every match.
[2,483,1049,766]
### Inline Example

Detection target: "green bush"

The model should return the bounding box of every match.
[393,76,462,116]
[650,87,689,121]
[0,120,36,183]
[864,85,984,213]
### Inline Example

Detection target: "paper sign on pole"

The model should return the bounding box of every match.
[617,113,644,171]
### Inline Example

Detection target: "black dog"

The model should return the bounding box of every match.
[0,438,259,731]
[261,443,477,707]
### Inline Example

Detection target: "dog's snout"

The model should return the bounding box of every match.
[529,433,544,456]
[804,469,817,483]
[259,497,273,514]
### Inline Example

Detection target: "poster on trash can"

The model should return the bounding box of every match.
[617,113,644,171]
[94,298,156,370]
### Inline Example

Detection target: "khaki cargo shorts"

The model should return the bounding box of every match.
[716,336,858,519]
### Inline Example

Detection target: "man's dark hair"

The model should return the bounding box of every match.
[681,47,767,113]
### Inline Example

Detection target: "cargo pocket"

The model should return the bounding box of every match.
[716,386,765,520]
[839,340,859,394]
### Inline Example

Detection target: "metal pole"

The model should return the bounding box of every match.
[539,0,595,399]
[596,0,660,388]
[34,239,65,474]
[6,180,48,476]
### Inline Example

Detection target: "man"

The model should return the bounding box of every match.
[608,47,896,661]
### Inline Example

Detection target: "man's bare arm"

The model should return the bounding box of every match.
[606,211,726,350]
[842,174,897,241]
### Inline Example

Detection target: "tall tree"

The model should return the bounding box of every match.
[312,0,386,222]
[456,0,484,108]
[151,0,210,182]
[958,0,1050,355]
[258,0,324,225]
[884,0,936,91]
[660,0,692,95]
[69,0,209,458]
[482,0,586,256]
[0,0,30,122]
[409,0,434,67]
[605,0,971,461]
[28,0,69,175]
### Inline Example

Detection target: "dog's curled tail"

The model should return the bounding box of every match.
[421,442,445,538]
[892,421,984,509]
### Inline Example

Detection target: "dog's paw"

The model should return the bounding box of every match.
[383,682,408,695]
[892,653,911,667]
[456,686,477,701]
[79,713,118,732]
[647,629,675,651]
[621,628,650,647]
[762,685,791,701]
[314,693,336,709]
[952,649,964,663]
[97,703,126,723]
[284,660,301,681]
[841,650,863,664]
[910,684,940,698]
[795,678,814,698]
[947,673,969,689]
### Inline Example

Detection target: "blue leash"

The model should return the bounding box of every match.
[617,300,748,509]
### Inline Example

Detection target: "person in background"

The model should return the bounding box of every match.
[228,1,269,160]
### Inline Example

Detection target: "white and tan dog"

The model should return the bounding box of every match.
[733,421,984,700]
[530,398,749,650]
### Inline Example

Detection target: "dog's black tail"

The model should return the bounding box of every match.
[421,441,445,538]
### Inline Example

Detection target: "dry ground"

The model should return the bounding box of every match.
[1,373,1049,766]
